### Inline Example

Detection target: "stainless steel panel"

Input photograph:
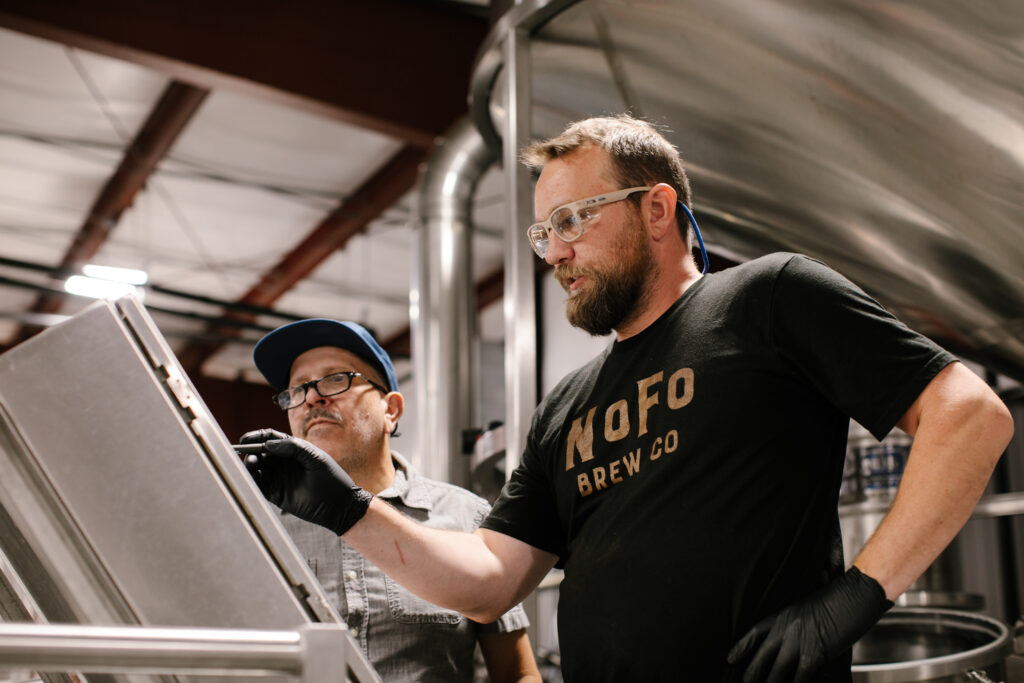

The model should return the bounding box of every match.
[0,297,377,682]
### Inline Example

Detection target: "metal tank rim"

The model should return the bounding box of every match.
[851,608,1011,683]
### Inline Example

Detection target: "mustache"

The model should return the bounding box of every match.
[555,264,591,285]
[301,407,344,434]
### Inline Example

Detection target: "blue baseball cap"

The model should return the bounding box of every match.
[253,319,398,393]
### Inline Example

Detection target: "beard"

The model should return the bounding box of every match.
[556,217,655,336]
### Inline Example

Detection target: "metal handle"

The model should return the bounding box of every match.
[965,669,1002,683]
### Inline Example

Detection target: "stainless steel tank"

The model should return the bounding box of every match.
[852,608,1012,683]
[475,0,1024,382]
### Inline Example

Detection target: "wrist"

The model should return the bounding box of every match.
[834,565,893,652]
[849,564,895,606]
[328,486,372,536]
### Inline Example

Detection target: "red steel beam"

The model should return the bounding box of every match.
[0,0,487,147]
[12,80,208,344]
[174,144,428,373]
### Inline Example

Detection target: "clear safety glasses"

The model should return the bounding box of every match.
[525,185,710,274]
[526,186,651,259]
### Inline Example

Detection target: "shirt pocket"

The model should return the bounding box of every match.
[384,576,462,624]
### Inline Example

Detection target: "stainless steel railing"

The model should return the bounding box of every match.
[0,622,379,682]
[840,491,1024,519]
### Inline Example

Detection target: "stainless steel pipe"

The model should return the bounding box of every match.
[415,116,496,487]
[0,622,352,680]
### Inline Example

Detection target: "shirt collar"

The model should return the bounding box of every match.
[377,451,433,511]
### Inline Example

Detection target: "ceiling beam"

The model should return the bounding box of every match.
[10,80,208,345]
[0,0,488,147]
[174,144,428,373]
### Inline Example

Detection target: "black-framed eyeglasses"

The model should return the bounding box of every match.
[272,371,389,410]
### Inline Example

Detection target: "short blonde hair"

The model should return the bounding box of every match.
[522,114,693,212]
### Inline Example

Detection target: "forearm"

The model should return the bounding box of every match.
[480,630,542,683]
[343,498,548,622]
[238,431,556,620]
[854,365,1013,598]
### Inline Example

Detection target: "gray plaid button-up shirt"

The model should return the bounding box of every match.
[279,452,529,682]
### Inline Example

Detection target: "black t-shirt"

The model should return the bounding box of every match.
[481,253,955,682]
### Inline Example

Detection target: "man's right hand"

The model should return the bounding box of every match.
[238,428,372,536]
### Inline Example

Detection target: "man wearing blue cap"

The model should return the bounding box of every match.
[239,319,540,683]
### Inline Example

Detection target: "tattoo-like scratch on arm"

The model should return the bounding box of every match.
[394,539,406,565]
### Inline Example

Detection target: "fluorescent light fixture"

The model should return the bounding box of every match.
[64,275,141,301]
[82,264,148,285]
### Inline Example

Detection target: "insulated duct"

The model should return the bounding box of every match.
[414,116,497,486]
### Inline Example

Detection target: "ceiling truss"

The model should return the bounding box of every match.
[0,0,504,374]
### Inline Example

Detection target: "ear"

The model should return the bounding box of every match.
[645,183,679,241]
[383,391,405,434]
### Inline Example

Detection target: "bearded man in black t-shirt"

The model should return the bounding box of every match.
[240,115,1014,683]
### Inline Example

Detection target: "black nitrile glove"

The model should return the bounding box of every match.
[727,566,893,683]
[238,428,372,536]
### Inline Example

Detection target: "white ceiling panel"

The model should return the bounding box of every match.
[169,89,404,197]
[274,224,414,326]
[0,12,502,388]
[101,172,331,294]
[0,27,168,142]
[0,138,121,257]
